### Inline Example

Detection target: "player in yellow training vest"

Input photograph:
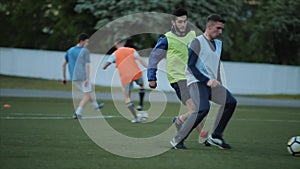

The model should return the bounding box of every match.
[147,8,207,147]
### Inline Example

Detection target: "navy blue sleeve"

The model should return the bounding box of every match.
[187,39,210,83]
[147,37,168,81]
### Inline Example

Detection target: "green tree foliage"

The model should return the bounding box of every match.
[230,0,300,65]
[0,0,97,50]
[74,0,242,55]
[0,0,299,65]
[255,0,300,65]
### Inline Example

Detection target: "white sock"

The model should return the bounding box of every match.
[75,107,83,115]
[91,101,99,109]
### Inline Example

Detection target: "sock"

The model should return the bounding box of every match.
[75,106,83,115]
[139,89,145,106]
[211,133,222,139]
[127,102,137,118]
[177,115,184,124]
[92,101,99,109]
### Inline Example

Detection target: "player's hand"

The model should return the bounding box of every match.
[62,80,67,85]
[207,79,221,88]
[148,81,157,89]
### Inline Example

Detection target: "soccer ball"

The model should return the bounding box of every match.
[137,111,148,122]
[287,136,300,156]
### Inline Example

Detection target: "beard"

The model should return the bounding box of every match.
[173,24,186,35]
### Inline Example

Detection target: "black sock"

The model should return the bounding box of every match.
[139,89,145,106]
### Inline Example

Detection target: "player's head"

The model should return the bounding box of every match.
[114,38,127,49]
[171,8,188,35]
[205,14,225,40]
[78,33,89,47]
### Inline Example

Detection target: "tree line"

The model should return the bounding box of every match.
[1,0,299,65]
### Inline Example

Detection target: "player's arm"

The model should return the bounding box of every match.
[102,62,112,70]
[134,51,147,68]
[215,40,223,86]
[84,49,91,86]
[216,42,226,86]
[86,63,90,81]
[217,60,222,85]
[62,53,68,85]
[147,36,168,88]
[103,53,115,70]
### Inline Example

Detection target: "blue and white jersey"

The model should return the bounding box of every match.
[65,46,90,81]
[186,35,222,86]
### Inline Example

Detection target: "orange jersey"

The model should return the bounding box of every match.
[114,47,142,86]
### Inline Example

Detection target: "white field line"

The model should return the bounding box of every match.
[0,114,300,123]
[0,115,116,120]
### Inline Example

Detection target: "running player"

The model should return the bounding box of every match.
[170,14,237,149]
[147,8,205,145]
[62,33,104,119]
[103,38,147,123]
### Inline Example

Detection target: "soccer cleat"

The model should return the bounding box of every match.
[207,135,231,149]
[131,117,142,123]
[73,113,82,119]
[98,103,104,109]
[172,116,182,131]
[136,105,143,111]
[170,138,187,149]
[203,140,211,147]
[173,143,187,149]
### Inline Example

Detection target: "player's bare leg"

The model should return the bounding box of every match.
[74,92,93,119]
[124,90,140,123]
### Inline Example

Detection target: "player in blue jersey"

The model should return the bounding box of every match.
[62,33,104,119]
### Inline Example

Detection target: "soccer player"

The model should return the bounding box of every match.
[170,14,237,149]
[147,8,205,139]
[103,38,147,123]
[62,33,104,119]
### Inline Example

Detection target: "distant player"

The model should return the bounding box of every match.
[62,33,104,119]
[103,38,147,123]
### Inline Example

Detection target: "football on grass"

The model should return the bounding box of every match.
[137,111,148,122]
[287,136,300,156]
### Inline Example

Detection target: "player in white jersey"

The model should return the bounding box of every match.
[170,14,237,149]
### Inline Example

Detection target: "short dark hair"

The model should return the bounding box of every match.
[78,33,89,42]
[172,8,188,20]
[207,14,225,23]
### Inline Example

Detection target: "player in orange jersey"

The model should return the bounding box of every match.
[103,38,147,123]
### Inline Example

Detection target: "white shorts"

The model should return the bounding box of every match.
[73,81,92,93]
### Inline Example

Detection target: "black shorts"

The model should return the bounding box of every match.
[170,80,191,105]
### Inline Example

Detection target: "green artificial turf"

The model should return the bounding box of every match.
[0,96,299,169]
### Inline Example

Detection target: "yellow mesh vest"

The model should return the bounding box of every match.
[165,31,196,83]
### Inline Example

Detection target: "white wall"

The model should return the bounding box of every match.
[0,47,299,94]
